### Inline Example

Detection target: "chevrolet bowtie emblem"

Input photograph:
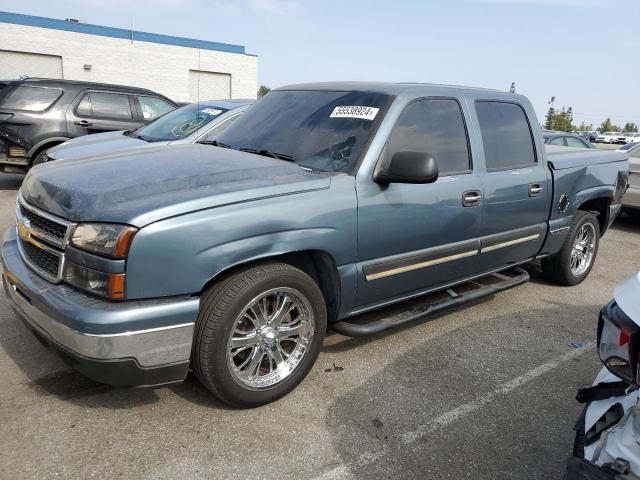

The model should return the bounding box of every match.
[17,221,30,242]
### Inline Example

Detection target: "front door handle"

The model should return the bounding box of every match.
[462,190,482,207]
[529,183,543,197]
[74,120,93,127]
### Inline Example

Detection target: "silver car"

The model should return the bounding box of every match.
[45,99,253,162]
[620,143,640,213]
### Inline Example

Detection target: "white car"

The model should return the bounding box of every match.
[566,273,640,478]
[620,132,640,144]
[595,131,618,143]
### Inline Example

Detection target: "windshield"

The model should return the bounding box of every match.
[619,143,639,150]
[132,103,228,142]
[216,90,391,173]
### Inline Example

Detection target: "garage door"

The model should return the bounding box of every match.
[0,50,63,79]
[189,70,231,101]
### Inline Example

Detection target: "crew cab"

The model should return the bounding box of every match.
[1,82,629,407]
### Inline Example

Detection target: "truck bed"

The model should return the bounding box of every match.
[545,145,628,170]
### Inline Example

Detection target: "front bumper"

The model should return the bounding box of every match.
[565,457,621,480]
[1,227,199,387]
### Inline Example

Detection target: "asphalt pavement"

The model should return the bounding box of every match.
[0,171,638,480]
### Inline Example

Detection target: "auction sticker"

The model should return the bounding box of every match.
[330,106,379,120]
[202,108,223,116]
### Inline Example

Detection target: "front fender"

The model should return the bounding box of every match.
[124,176,358,300]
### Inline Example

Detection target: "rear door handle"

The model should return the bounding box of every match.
[74,120,93,127]
[529,183,543,197]
[462,190,482,207]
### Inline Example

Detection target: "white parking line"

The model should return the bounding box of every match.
[315,343,594,480]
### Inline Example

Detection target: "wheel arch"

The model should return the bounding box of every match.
[575,194,612,235]
[200,250,342,323]
[27,137,70,165]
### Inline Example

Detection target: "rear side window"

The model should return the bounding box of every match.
[138,96,175,121]
[566,137,589,148]
[476,101,536,170]
[1,85,62,112]
[77,92,133,120]
[548,137,566,146]
[387,98,471,175]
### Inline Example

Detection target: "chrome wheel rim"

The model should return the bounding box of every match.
[226,287,314,390]
[570,223,596,277]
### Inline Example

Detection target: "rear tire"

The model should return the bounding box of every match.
[193,262,327,408]
[542,211,600,286]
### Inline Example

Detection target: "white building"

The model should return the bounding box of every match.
[0,11,258,102]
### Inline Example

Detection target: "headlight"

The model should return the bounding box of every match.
[597,301,640,386]
[63,262,126,300]
[71,223,137,258]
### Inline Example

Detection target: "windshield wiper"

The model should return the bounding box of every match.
[131,134,156,142]
[240,148,295,162]
[204,139,232,148]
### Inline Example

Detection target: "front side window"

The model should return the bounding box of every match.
[78,92,132,120]
[216,90,391,173]
[138,96,175,121]
[476,101,536,170]
[131,102,229,142]
[387,98,471,175]
[1,85,62,112]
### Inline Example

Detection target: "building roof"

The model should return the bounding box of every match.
[0,10,247,55]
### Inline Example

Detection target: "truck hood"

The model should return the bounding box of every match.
[46,131,154,161]
[21,144,331,226]
[614,272,640,325]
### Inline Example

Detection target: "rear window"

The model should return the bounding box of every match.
[1,85,62,112]
[476,101,536,170]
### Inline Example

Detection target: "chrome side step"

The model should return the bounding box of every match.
[330,267,530,337]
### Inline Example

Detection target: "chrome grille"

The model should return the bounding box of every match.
[21,240,60,278]
[19,204,67,242]
[15,193,75,283]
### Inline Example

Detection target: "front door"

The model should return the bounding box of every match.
[355,97,484,309]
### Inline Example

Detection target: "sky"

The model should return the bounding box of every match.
[1,0,639,128]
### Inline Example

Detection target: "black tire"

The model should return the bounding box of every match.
[193,262,327,408]
[541,211,600,286]
[31,149,50,167]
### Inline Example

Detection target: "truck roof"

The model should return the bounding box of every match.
[277,81,504,96]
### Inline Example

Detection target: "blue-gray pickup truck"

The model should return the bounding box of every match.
[1,82,629,407]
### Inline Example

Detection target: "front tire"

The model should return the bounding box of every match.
[542,211,600,286]
[31,149,50,167]
[193,262,327,408]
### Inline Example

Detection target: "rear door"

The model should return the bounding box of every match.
[474,100,551,268]
[67,91,140,135]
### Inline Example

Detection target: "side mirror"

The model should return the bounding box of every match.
[375,151,439,184]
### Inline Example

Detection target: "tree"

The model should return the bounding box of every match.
[544,97,574,132]
[544,97,556,130]
[598,118,621,133]
[257,85,271,98]
[623,122,638,133]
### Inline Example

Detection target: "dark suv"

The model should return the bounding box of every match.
[0,78,178,173]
